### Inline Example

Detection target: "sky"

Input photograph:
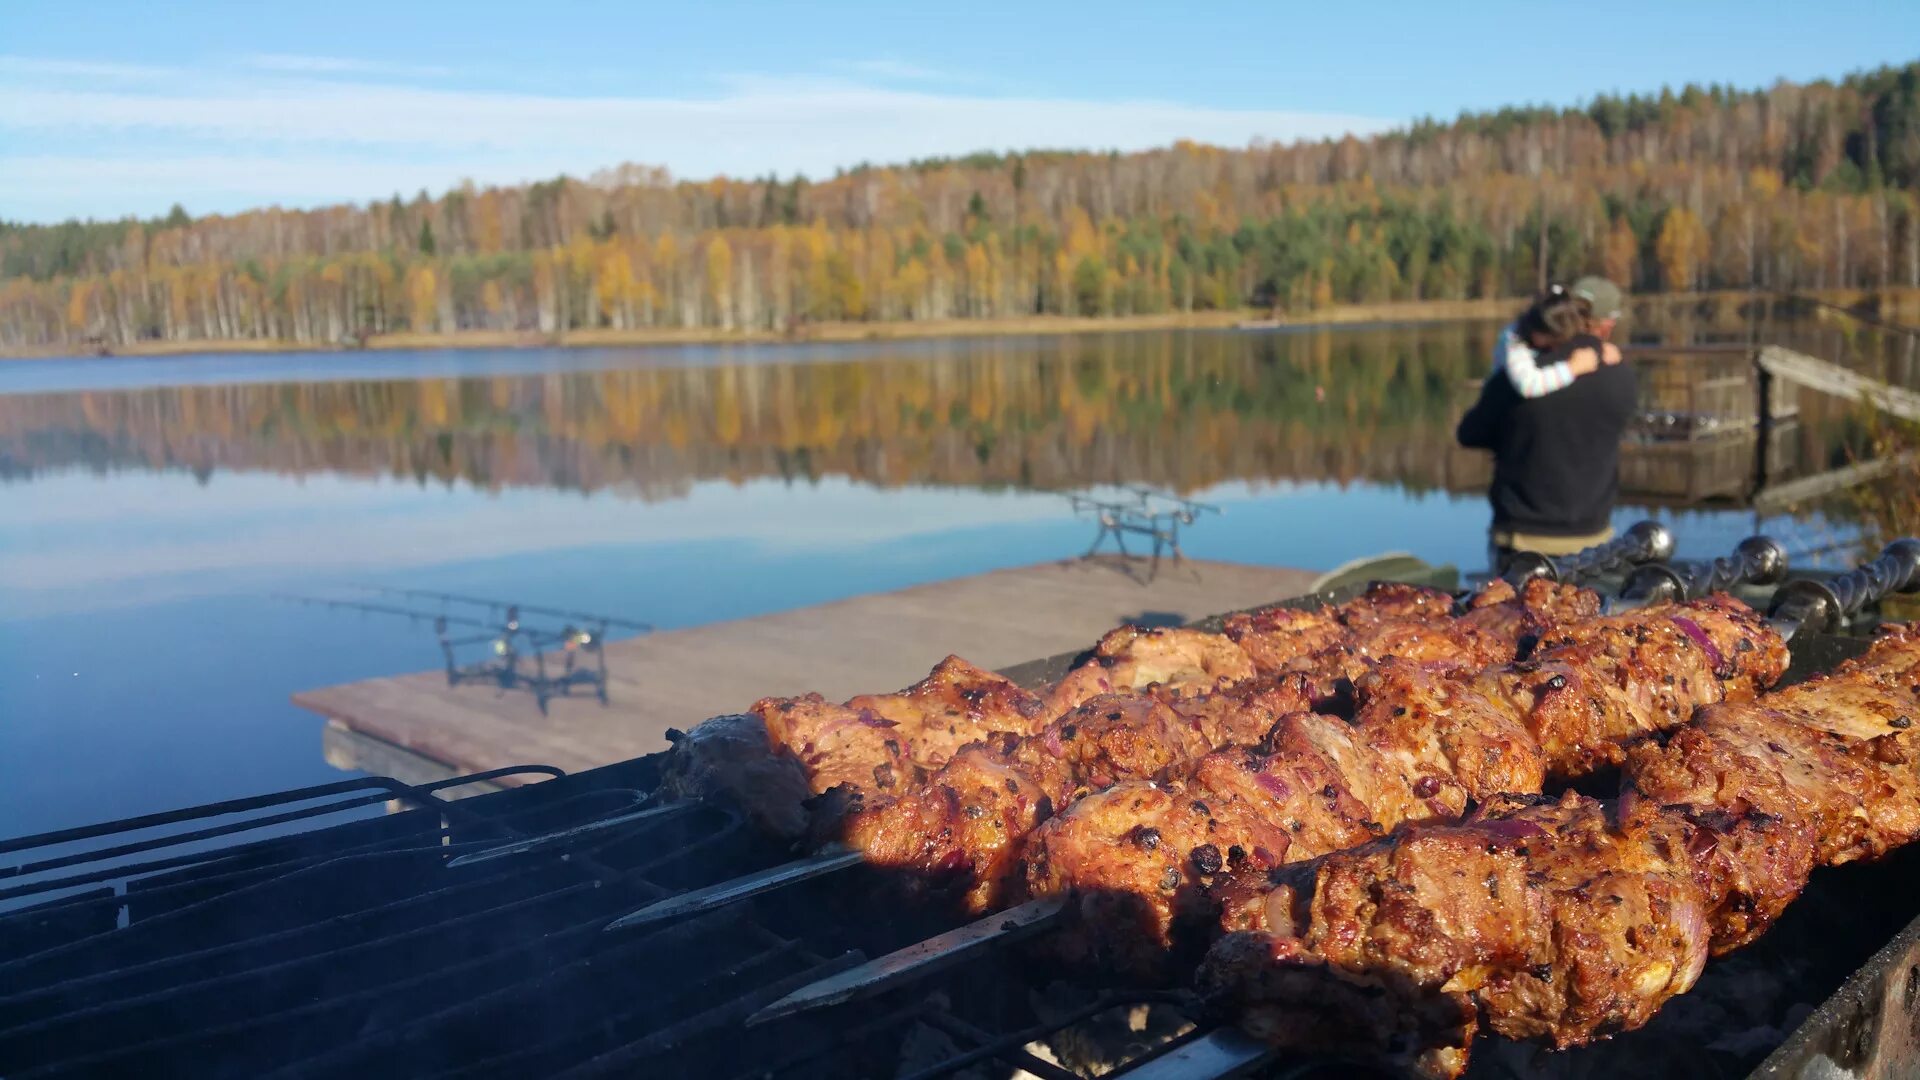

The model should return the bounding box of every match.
[3,1,1918,223]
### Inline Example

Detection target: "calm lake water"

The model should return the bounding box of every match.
[0,321,1879,837]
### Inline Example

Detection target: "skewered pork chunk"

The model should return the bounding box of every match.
[1046,581,1474,718]
[1196,624,1920,1079]
[848,579,1610,921]
[1200,792,1726,1077]
[655,713,815,840]
[751,655,1048,801]
[1247,578,1602,709]
[1221,581,1458,677]
[843,677,1315,912]
[1626,621,1920,947]
[672,580,1541,849]
[1023,595,1784,982]
[1047,626,1259,715]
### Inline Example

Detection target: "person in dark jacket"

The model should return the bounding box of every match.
[1456,286,1636,573]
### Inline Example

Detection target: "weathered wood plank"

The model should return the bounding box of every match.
[1752,453,1917,514]
[294,557,1319,783]
[1757,346,1920,423]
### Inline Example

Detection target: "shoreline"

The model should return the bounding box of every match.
[0,300,1513,361]
[6,289,1913,361]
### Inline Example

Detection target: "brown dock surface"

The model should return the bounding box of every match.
[294,557,1317,783]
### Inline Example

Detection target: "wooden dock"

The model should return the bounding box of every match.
[295,557,1318,784]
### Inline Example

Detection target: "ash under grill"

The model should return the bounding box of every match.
[5,569,1918,1080]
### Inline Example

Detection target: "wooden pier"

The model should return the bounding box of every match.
[295,557,1317,785]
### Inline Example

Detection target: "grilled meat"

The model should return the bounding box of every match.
[1048,581,1470,717]
[845,579,1602,917]
[693,581,1498,836]
[1197,624,1920,1078]
[1231,577,1601,707]
[655,713,815,840]
[1200,792,1721,1077]
[843,678,1314,912]
[1047,626,1260,715]
[1626,620,1920,947]
[1222,581,1458,676]
[750,655,1048,801]
[1024,594,1784,981]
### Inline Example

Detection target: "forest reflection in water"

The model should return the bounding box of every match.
[5,309,1906,507]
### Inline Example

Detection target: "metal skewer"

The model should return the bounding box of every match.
[1496,520,1675,588]
[742,538,1920,1027]
[1609,534,1789,612]
[603,846,866,930]
[443,800,696,868]
[1767,539,1920,638]
[603,527,1664,937]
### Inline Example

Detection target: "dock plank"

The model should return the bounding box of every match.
[295,557,1318,784]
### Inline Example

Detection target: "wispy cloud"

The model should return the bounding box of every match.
[0,54,175,80]
[239,53,452,78]
[0,55,1390,221]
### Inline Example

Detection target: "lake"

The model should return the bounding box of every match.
[0,319,1879,837]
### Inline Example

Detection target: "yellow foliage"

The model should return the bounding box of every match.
[65,280,91,332]
[1654,207,1708,291]
[705,236,734,325]
[406,265,438,332]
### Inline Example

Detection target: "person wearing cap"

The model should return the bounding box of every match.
[1491,276,1626,398]
[1456,277,1636,572]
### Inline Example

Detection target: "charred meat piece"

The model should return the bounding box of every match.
[844,655,1051,770]
[1223,581,1457,682]
[654,714,814,840]
[1259,576,1605,703]
[751,655,1048,801]
[1358,592,1781,791]
[1626,621,1920,947]
[1198,624,1920,1079]
[1022,780,1293,976]
[844,683,1310,913]
[1023,595,1783,982]
[1046,626,1259,715]
[1200,793,1718,1077]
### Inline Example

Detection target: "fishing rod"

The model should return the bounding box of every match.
[273,593,500,632]
[346,584,653,633]
[277,594,604,654]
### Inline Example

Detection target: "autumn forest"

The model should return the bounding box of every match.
[3,62,1920,352]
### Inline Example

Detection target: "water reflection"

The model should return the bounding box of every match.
[0,326,1529,497]
[0,321,1897,508]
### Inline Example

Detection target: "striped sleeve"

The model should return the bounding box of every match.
[1499,327,1578,398]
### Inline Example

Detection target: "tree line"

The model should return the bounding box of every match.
[3,62,1918,351]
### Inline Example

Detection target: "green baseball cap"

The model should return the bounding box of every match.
[1571,275,1624,320]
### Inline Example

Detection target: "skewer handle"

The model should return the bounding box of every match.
[1503,520,1675,585]
[1769,538,1920,636]
[1620,535,1789,606]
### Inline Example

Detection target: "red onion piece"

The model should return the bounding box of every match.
[1671,615,1725,673]
[1254,772,1294,802]
[1478,818,1547,844]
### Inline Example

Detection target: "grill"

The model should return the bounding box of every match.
[5,545,1919,1080]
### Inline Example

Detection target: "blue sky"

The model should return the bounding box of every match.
[4,1,1916,223]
